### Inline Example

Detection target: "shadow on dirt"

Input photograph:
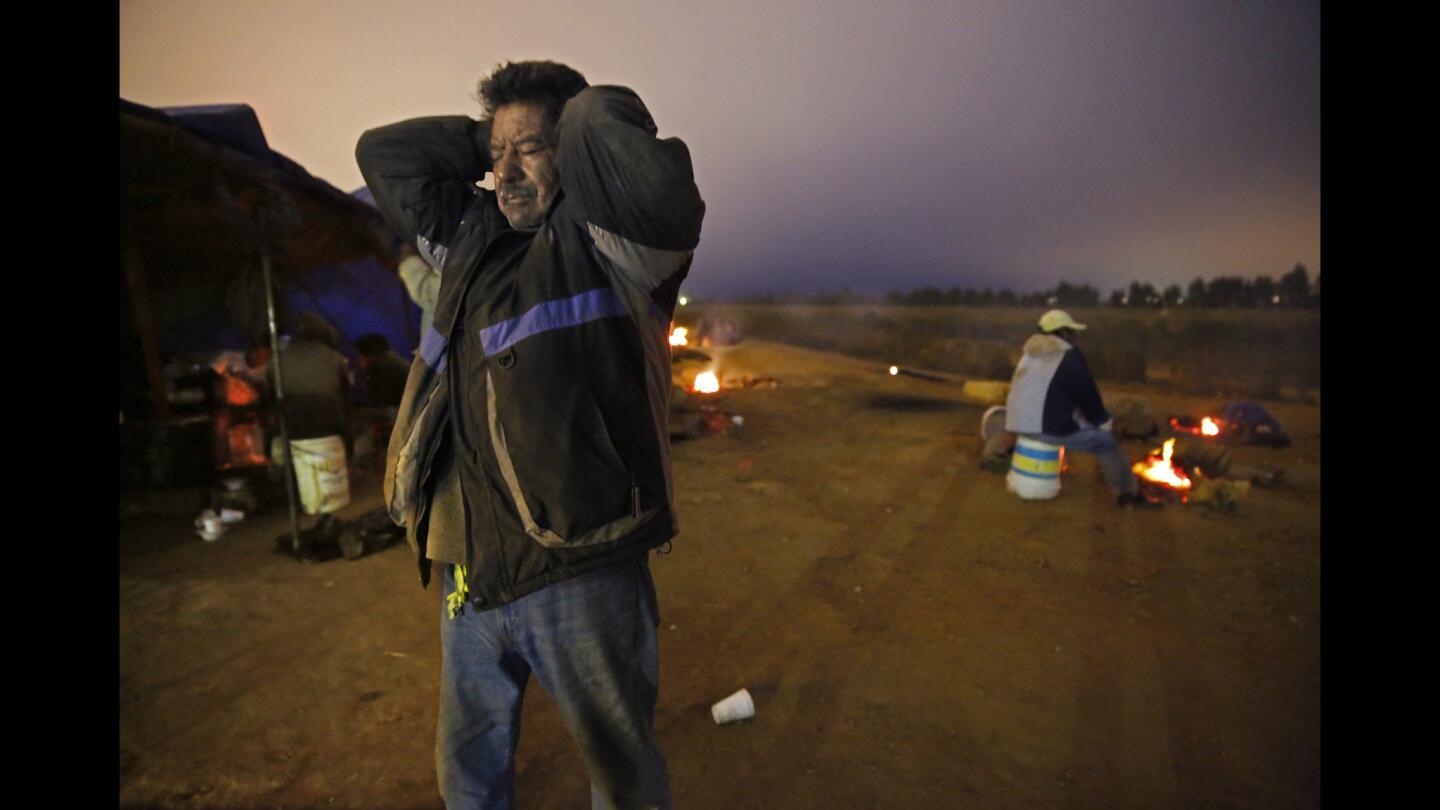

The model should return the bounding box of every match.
[862,394,968,413]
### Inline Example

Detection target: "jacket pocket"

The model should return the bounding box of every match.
[485,369,657,548]
[389,376,449,527]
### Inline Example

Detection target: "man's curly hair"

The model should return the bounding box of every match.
[477,61,589,126]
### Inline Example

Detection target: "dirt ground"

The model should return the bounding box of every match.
[119,340,1321,809]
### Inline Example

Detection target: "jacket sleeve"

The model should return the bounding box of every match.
[355,117,492,268]
[397,254,442,311]
[1060,349,1111,427]
[555,86,705,292]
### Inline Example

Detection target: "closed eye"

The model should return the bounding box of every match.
[490,138,548,160]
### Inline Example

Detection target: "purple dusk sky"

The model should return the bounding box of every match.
[120,0,1320,299]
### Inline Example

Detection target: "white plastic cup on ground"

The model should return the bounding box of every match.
[195,510,224,541]
[711,688,755,725]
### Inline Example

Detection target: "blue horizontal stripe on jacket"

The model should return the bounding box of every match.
[419,325,448,372]
[480,287,628,356]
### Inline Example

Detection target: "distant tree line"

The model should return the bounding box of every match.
[882,280,1100,308]
[1106,264,1318,310]
[877,263,1319,310]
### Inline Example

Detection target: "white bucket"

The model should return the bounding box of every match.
[288,435,350,515]
[1006,436,1064,500]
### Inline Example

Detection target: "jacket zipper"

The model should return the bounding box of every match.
[445,231,525,603]
[479,362,514,601]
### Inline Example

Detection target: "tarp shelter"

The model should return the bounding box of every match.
[120,98,412,546]
[119,98,417,420]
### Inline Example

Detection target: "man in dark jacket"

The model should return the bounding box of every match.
[356,60,702,809]
[1004,310,1159,508]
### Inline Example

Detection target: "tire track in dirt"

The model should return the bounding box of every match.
[1128,518,1318,810]
[710,435,978,807]
[661,412,964,795]
[121,565,438,808]
[1140,530,1235,809]
[1066,522,1125,808]
[1066,509,1300,809]
[1064,517,1168,809]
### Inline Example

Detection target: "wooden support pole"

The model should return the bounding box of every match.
[123,247,171,420]
[260,234,304,556]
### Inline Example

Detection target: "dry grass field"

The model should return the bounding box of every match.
[680,304,1320,403]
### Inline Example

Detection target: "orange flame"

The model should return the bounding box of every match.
[693,370,720,394]
[1169,414,1225,438]
[1132,438,1192,490]
[220,372,260,406]
[223,423,269,468]
[669,326,689,347]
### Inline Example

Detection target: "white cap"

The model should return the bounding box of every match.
[1038,309,1087,333]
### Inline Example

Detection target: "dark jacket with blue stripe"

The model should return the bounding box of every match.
[1003,333,1111,437]
[356,86,704,605]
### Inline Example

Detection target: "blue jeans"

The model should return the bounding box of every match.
[437,558,669,810]
[1028,427,1138,495]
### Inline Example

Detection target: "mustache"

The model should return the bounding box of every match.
[498,184,537,201]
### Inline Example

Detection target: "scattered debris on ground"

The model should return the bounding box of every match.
[275,508,404,562]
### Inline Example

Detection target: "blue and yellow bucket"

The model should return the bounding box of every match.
[1006,436,1064,500]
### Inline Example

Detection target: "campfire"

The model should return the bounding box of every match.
[669,325,689,347]
[692,370,720,394]
[1132,438,1192,500]
[1170,414,1224,438]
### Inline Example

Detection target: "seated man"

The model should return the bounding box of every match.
[354,332,410,409]
[1004,309,1160,509]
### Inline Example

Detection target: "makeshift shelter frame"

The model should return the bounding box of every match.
[120,98,399,554]
[257,214,304,554]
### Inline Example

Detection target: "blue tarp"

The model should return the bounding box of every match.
[127,100,418,362]
[150,254,421,366]
[153,104,272,162]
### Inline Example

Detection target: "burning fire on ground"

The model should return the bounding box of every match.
[669,325,689,347]
[1133,438,1192,499]
[1170,415,1223,437]
[692,370,720,394]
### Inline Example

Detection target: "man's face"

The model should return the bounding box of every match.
[489,102,560,229]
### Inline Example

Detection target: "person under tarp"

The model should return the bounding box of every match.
[355,332,410,408]
[276,311,354,515]
[353,332,410,469]
[211,341,273,470]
